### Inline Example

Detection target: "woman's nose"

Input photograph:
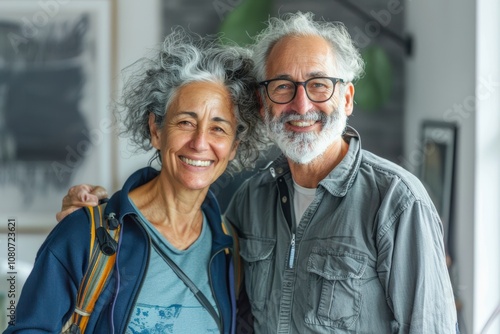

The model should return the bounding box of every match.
[190,129,209,151]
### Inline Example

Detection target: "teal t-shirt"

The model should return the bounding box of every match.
[126,207,218,334]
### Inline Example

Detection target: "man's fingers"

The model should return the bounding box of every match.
[66,184,108,204]
[67,184,94,198]
[56,184,107,222]
[75,188,99,205]
[90,186,108,201]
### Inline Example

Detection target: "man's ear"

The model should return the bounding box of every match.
[149,113,161,149]
[343,82,355,116]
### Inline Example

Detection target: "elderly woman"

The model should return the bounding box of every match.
[4,29,264,334]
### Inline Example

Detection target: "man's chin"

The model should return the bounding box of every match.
[276,132,344,165]
[279,144,324,165]
[269,123,345,164]
[287,154,321,165]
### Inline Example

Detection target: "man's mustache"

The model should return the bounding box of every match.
[273,111,328,125]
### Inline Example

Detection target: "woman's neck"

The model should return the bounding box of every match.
[129,175,208,250]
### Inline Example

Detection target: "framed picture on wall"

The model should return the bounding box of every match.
[0,0,113,231]
[419,120,458,254]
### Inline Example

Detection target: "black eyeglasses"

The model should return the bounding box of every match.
[258,77,345,104]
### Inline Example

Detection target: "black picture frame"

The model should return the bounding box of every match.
[419,121,458,255]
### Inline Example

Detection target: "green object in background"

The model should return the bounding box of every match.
[218,0,273,46]
[218,0,393,111]
[354,45,393,111]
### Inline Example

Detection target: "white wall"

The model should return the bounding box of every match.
[474,0,500,332]
[113,0,162,190]
[405,0,500,333]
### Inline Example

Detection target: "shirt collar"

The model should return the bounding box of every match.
[319,126,362,197]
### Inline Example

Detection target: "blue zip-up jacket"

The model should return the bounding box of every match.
[4,167,236,334]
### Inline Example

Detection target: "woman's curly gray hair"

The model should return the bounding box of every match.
[252,12,365,83]
[116,28,269,172]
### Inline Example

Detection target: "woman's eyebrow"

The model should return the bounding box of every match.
[176,111,231,124]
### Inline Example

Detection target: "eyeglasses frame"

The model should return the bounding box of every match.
[258,77,345,104]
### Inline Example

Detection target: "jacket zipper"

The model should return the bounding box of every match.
[288,233,296,269]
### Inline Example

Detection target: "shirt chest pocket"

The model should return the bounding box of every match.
[305,247,367,330]
[239,237,275,312]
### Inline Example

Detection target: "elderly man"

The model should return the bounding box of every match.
[224,12,458,334]
[56,11,457,334]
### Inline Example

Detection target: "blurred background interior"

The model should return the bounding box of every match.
[0,0,499,332]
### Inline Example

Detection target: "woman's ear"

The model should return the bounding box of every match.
[229,140,240,161]
[149,113,161,149]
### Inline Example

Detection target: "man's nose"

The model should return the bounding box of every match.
[289,84,313,114]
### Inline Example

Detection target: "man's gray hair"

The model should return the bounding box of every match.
[116,28,269,171]
[252,11,365,83]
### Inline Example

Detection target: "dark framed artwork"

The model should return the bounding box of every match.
[0,0,112,231]
[419,120,458,253]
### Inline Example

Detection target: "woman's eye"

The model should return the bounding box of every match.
[179,120,193,127]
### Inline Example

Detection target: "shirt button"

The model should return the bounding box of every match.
[282,196,288,203]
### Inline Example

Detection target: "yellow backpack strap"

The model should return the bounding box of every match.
[221,217,243,300]
[62,202,121,334]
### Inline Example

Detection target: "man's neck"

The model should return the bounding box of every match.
[288,138,349,188]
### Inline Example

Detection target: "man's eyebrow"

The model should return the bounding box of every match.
[272,71,330,80]
[177,111,232,124]
[273,74,293,80]
[309,71,329,78]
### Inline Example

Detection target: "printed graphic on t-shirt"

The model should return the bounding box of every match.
[126,303,218,334]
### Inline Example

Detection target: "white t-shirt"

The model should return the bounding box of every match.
[293,179,317,226]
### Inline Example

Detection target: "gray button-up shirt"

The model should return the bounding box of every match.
[225,127,457,333]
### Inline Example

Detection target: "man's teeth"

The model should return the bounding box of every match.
[181,157,211,167]
[289,120,315,127]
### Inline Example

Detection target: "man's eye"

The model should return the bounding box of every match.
[308,80,332,90]
[275,83,293,90]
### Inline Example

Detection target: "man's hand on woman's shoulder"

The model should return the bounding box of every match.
[56,184,108,222]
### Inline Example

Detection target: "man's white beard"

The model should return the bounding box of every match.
[264,103,347,164]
